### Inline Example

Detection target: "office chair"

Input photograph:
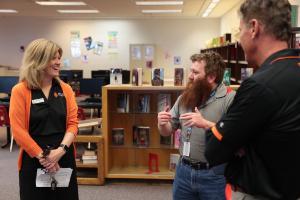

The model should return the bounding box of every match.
[77,107,86,120]
[0,105,13,152]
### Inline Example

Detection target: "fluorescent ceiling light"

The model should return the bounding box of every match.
[202,0,220,17]
[57,10,99,13]
[36,1,86,6]
[0,9,18,13]
[136,1,183,6]
[142,9,182,13]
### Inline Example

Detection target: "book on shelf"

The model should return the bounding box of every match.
[151,68,164,86]
[83,149,96,156]
[81,149,98,164]
[240,67,253,82]
[174,68,184,86]
[157,94,171,112]
[82,155,98,160]
[133,126,150,147]
[82,159,98,164]
[78,118,102,129]
[169,153,180,171]
[223,68,231,86]
[117,93,129,113]
[111,128,125,145]
[132,68,143,86]
[137,94,150,113]
[174,129,181,149]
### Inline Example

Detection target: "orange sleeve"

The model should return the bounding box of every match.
[211,126,223,141]
[9,84,42,158]
[64,83,78,136]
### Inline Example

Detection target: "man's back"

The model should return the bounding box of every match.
[205,49,300,199]
[250,49,300,199]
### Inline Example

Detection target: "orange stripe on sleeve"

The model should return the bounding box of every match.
[212,126,223,141]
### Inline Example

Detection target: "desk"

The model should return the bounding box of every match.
[0,101,10,148]
[77,102,102,118]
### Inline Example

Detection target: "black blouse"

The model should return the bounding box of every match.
[29,79,66,136]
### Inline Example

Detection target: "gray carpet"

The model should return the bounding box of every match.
[0,133,172,200]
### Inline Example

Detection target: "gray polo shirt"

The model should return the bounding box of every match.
[170,83,235,162]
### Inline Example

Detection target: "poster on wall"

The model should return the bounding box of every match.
[84,36,94,50]
[62,58,71,69]
[94,41,104,55]
[174,56,181,65]
[145,45,154,61]
[131,45,142,60]
[70,31,81,58]
[81,54,88,63]
[108,31,118,49]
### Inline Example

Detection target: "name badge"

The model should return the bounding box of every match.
[32,98,45,104]
[183,142,190,157]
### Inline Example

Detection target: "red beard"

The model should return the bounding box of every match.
[180,78,213,109]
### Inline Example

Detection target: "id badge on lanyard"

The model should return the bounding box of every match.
[183,127,192,157]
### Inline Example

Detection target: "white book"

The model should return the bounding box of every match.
[82,159,98,164]
[82,155,98,160]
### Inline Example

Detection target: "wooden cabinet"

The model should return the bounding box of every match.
[102,84,184,179]
[75,135,104,185]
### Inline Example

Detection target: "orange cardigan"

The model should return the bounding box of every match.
[9,80,78,170]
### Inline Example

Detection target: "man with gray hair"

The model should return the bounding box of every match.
[195,0,300,199]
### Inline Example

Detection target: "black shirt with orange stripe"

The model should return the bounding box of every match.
[205,49,300,200]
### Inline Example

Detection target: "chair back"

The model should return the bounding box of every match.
[0,106,9,126]
[77,107,86,120]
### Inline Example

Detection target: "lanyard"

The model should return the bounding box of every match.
[186,127,192,142]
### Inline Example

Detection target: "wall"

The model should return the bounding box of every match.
[220,1,243,41]
[0,17,220,79]
[221,0,300,39]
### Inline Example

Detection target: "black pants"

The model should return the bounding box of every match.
[19,134,79,200]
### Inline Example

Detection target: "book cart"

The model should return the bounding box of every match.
[102,84,184,179]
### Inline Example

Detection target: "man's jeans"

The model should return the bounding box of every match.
[173,161,226,200]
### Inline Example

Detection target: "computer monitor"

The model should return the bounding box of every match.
[59,70,73,83]
[71,70,83,81]
[91,70,110,85]
[60,70,83,83]
[0,76,19,95]
[79,78,105,97]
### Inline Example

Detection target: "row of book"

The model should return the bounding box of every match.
[76,148,98,164]
[223,67,254,86]
[132,68,184,86]
[112,127,181,148]
[117,93,172,113]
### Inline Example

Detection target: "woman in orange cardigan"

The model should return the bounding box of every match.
[9,38,79,200]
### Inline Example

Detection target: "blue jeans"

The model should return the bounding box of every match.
[173,161,226,200]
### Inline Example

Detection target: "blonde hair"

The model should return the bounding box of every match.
[19,38,63,89]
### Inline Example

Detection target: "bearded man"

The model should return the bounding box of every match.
[158,52,235,200]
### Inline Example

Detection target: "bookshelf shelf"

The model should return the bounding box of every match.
[75,135,104,185]
[109,145,178,150]
[76,162,99,168]
[107,166,175,180]
[102,85,183,180]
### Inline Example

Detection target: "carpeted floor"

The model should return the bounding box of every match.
[0,129,172,200]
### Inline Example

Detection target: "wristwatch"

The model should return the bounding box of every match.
[59,144,69,153]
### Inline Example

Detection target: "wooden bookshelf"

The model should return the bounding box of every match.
[75,135,104,185]
[200,42,256,85]
[102,84,184,180]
